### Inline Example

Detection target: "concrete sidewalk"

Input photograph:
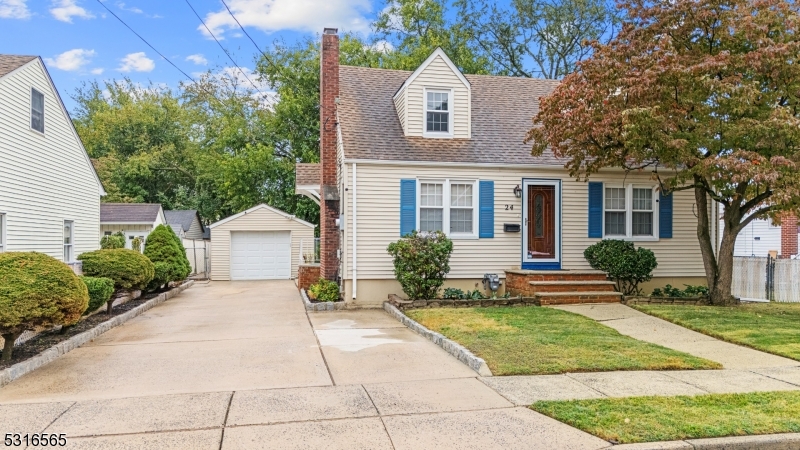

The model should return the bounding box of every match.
[0,281,610,450]
[553,303,798,369]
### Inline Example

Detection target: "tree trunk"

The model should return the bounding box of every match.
[1,332,21,362]
[694,181,740,306]
[106,297,115,315]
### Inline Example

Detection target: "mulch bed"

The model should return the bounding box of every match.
[0,291,165,370]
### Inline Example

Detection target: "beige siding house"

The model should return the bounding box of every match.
[299,31,721,307]
[0,55,105,267]
[100,203,165,249]
[208,204,315,281]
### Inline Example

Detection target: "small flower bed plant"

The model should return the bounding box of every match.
[651,284,709,298]
[307,279,340,302]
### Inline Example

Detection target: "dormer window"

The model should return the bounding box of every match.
[426,89,451,135]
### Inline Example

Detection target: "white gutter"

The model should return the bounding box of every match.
[352,162,358,299]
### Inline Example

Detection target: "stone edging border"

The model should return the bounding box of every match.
[612,432,800,449]
[0,280,195,388]
[383,301,493,377]
[300,288,346,311]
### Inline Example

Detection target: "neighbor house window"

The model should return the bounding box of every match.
[31,88,44,133]
[0,213,6,253]
[426,90,449,133]
[418,180,477,237]
[604,185,657,239]
[63,220,74,262]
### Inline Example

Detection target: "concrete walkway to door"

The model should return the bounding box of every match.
[0,281,609,450]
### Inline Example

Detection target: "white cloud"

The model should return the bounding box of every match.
[44,48,95,71]
[50,0,94,23]
[115,2,142,14]
[90,67,104,75]
[186,54,208,65]
[0,0,30,19]
[199,0,372,39]
[117,52,155,72]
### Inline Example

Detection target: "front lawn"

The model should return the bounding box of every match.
[405,307,720,375]
[634,303,800,361]
[531,391,800,444]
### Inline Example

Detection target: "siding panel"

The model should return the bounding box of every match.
[0,59,101,261]
[344,163,707,280]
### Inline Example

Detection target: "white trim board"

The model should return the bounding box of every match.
[208,203,315,229]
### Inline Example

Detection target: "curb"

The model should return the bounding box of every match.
[300,288,346,311]
[0,280,195,388]
[383,301,493,377]
[612,433,800,449]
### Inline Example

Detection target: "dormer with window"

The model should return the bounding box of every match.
[393,49,471,139]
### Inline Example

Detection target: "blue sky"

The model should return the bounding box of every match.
[0,0,382,111]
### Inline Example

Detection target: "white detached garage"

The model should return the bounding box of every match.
[208,204,315,280]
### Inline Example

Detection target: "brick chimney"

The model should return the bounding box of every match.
[320,28,340,280]
[780,213,798,258]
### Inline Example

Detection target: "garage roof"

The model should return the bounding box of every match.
[208,204,315,229]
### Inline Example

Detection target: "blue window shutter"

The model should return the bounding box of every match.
[400,179,416,236]
[659,191,673,238]
[479,180,494,238]
[588,182,603,238]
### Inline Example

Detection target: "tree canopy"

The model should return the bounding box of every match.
[527,0,800,305]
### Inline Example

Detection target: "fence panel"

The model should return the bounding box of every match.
[774,258,800,302]
[732,257,768,301]
[183,239,210,277]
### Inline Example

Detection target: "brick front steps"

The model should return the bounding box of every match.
[505,269,622,305]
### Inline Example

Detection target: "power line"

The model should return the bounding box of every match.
[218,0,280,73]
[183,0,268,97]
[95,0,196,83]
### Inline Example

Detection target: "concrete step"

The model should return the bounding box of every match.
[534,291,623,306]
[528,280,617,292]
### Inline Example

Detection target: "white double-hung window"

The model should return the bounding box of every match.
[418,180,477,237]
[425,89,451,135]
[603,185,657,239]
[63,220,74,262]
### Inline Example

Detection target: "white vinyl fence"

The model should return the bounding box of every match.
[183,239,211,277]
[732,256,800,302]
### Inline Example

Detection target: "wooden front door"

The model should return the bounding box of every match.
[527,185,555,259]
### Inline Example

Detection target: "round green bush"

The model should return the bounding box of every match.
[387,230,453,300]
[308,279,339,302]
[146,261,172,292]
[143,225,191,287]
[78,248,155,291]
[584,239,658,295]
[0,252,89,360]
[100,231,126,249]
[81,276,115,314]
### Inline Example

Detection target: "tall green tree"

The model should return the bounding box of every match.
[527,0,800,305]
[457,0,618,79]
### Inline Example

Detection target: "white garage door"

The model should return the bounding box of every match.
[230,231,291,280]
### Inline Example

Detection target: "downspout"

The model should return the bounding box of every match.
[352,163,358,299]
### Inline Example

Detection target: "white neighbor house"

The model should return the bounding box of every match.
[100,203,166,249]
[0,55,105,268]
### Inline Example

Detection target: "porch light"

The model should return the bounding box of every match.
[513,185,522,198]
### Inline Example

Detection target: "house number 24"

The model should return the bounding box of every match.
[505,205,514,210]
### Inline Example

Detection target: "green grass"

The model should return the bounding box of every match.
[531,391,800,444]
[405,307,720,375]
[634,303,800,361]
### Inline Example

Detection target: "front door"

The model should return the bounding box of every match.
[522,179,561,269]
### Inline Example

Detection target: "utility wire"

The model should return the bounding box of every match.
[95,0,196,83]
[218,0,280,73]
[183,0,268,97]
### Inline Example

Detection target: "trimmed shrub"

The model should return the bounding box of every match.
[387,230,453,300]
[584,239,658,295]
[78,249,155,291]
[0,252,89,360]
[143,225,191,290]
[307,279,339,302]
[100,234,125,249]
[652,284,709,298]
[147,262,172,292]
[81,276,115,314]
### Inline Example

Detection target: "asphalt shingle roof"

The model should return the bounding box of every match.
[0,55,37,78]
[337,66,565,165]
[164,210,201,232]
[295,163,320,185]
[100,203,161,223]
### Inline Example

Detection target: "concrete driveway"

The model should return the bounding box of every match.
[0,281,609,449]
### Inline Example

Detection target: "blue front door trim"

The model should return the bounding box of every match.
[521,262,562,270]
